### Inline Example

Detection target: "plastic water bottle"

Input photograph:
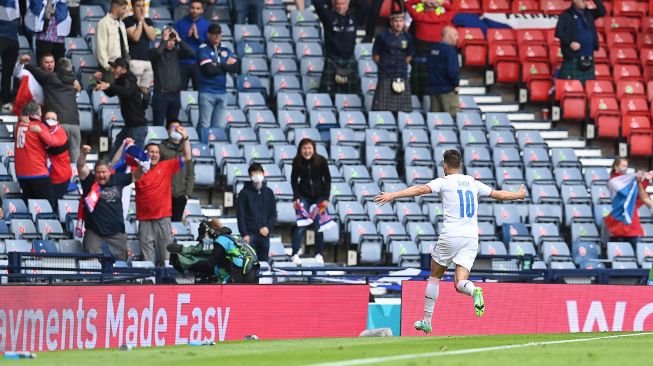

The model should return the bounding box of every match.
[4,351,37,359]
[244,335,259,341]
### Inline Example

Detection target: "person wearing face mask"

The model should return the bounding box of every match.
[14,101,67,208]
[290,138,331,264]
[604,158,653,247]
[17,55,82,162]
[159,120,195,222]
[38,111,72,201]
[236,163,277,262]
[117,127,192,267]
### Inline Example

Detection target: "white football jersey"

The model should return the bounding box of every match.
[426,174,493,239]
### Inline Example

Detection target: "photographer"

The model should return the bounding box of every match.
[168,219,259,283]
[150,27,195,126]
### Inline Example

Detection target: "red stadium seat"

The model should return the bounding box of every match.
[620,96,651,136]
[512,0,540,13]
[586,80,619,137]
[488,44,520,83]
[612,1,647,18]
[595,111,622,138]
[647,81,653,102]
[589,95,619,119]
[487,29,516,45]
[516,29,547,46]
[609,47,639,65]
[519,44,548,63]
[638,33,653,48]
[606,31,636,48]
[629,130,653,157]
[555,79,586,121]
[604,16,641,35]
[459,0,482,13]
[523,63,552,102]
[458,28,487,67]
[483,0,510,12]
[548,44,563,69]
[616,80,645,100]
[594,47,609,65]
[586,80,615,99]
[613,64,643,82]
[643,17,653,34]
[540,0,567,15]
[594,63,612,81]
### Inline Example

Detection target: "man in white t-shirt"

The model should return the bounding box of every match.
[374,149,526,334]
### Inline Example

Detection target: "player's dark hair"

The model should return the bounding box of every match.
[443,149,462,169]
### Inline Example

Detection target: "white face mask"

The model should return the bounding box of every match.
[45,118,58,126]
[169,130,183,142]
[619,167,628,174]
[251,174,264,184]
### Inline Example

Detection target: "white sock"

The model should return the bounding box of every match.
[424,277,440,325]
[457,280,475,297]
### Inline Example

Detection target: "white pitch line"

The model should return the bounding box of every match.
[308,332,653,366]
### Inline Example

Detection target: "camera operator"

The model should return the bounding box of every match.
[168,219,259,283]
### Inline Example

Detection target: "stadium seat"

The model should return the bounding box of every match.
[554,79,586,121]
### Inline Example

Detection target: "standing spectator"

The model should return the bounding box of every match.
[150,27,195,126]
[175,0,209,90]
[290,138,331,264]
[18,55,81,162]
[128,128,191,267]
[315,0,369,96]
[555,0,605,83]
[96,0,129,82]
[42,111,72,200]
[68,0,80,37]
[406,0,459,101]
[427,26,459,116]
[77,144,142,260]
[197,23,239,131]
[0,0,20,112]
[14,101,66,208]
[605,158,653,247]
[25,0,71,61]
[159,120,195,222]
[233,0,263,27]
[237,163,277,262]
[124,0,156,96]
[94,57,149,153]
[371,12,413,113]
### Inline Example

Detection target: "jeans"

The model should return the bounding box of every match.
[0,37,18,104]
[112,125,148,156]
[250,233,270,262]
[234,0,264,27]
[152,91,181,126]
[198,92,228,131]
[291,197,324,256]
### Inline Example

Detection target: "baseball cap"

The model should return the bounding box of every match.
[207,23,222,34]
[109,57,129,69]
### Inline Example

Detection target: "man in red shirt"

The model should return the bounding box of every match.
[121,126,191,266]
[14,101,67,208]
[407,0,459,99]
[41,111,73,200]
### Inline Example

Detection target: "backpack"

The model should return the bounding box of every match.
[217,234,260,275]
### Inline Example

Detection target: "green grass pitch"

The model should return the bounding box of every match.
[20,332,652,366]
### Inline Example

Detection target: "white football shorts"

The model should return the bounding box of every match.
[431,236,479,271]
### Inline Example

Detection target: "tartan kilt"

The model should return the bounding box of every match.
[319,58,361,95]
[371,78,413,112]
[410,56,429,98]
[558,57,595,82]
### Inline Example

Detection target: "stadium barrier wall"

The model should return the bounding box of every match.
[401,281,653,336]
[0,284,369,352]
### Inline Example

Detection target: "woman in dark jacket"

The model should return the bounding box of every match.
[290,138,331,264]
[554,0,605,82]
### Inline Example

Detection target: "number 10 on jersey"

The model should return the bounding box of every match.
[457,190,475,218]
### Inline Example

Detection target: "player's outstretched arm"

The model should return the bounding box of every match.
[489,184,527,201]
[374,185,431,206]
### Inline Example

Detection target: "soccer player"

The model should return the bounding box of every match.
[374,149,527,334]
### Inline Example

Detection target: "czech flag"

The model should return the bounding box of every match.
[604,174,644,237]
